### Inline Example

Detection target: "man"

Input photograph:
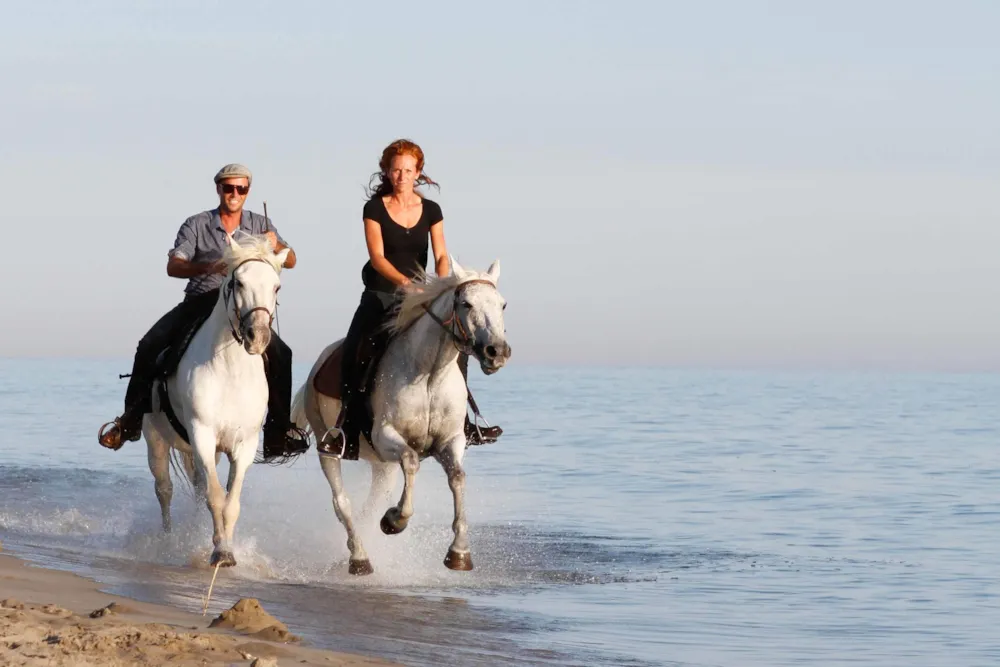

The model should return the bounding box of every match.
[98,163,309,461]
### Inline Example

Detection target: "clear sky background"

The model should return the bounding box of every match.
[2,1,998,371]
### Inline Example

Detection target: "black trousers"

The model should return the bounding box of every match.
[340,290,393,434]
[119,288,293,439]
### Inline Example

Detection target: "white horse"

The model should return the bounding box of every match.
[291,258,510,575]
[143,234,290,568]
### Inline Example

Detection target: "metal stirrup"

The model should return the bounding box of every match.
[318,425,347,459]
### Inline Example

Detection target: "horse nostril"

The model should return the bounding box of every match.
[245,328,256,342]
[485,345,497,359]
[504,343,512,359]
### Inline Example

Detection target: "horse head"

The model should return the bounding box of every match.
[450,258,511,375]
[222,234,288,355]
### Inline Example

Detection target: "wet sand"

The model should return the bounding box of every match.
[0,549,395,667]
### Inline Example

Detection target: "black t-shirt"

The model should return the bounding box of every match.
[361,196,443,292]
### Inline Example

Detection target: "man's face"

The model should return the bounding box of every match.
[217,177,250,214]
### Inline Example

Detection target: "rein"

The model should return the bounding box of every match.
[223,257,278,344]
[420,279,496,355]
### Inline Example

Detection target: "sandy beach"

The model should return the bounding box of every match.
[0,547,395,667]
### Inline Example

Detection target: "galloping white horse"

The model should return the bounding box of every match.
[143,234,290,568]
[292,259,510,575]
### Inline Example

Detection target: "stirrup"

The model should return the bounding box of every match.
[466,412,503,446]
[98,419,124,451]
[317,425,347,459]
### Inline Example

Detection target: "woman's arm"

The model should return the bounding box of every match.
[429,221,450,277]
[364,218,413,286]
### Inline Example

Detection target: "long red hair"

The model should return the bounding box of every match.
[366,139,439,199]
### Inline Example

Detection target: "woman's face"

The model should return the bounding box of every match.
[388,153,420,194]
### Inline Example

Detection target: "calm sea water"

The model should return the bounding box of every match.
[1,358,999,666]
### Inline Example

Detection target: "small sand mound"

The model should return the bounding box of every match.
[89,601,137,618]
[209,598,299,643]
[40,603,73,617]
[1,598,25,610]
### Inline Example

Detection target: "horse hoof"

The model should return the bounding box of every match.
[211,550,237,568]
[444,550,473,571]
[380,511,408,535]
[349,559,374,576]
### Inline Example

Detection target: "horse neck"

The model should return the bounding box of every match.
[394,292,461,377]
[200,290,251,362]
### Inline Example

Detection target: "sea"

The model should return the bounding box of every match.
[1,358,999,666]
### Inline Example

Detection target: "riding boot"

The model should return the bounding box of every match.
[465,416,503,446]
[98,352,158,449]
[458,352,503,446]
[261,333,309,461]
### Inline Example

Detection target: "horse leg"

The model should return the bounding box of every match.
[435,438,473,571]
[360,459,399,521]
[375,425,419,535]
[144,424,173,533]
[190,426,233,567]
[220,446,254,549]
[319,455,372,575]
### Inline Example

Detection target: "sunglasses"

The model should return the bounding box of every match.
[219,184,250,195]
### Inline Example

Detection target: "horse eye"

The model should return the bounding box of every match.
[233,279,242,290]
[502,302,507,310]
[275,285,281,293]
[461,300,472,309]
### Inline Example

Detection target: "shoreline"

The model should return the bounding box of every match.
[0,547,396,666]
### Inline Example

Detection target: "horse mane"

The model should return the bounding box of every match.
[222,232,285,274]
[392,267,497,333]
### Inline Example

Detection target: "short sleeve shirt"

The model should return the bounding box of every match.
[169,208,288,295]
[360,197,443,293]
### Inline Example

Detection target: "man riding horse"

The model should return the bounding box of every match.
[98,163,309,462]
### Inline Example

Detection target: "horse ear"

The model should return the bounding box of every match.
[274,247,290,269]
[486,259,501,283]
[450,255,467,279]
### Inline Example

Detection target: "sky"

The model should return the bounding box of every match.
[2,0,998,371]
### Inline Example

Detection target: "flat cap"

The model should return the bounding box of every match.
[214,163,252,184]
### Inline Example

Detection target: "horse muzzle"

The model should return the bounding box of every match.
[476,341,511,375]
[241,323,272,355]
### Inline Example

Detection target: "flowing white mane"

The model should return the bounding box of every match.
[222,233,285,274]
[393,266,497,333]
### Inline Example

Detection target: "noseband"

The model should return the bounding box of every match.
[421,279,497,357]
[223,257,277,345]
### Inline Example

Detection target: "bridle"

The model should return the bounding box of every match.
[223,257,278,345]
[419,278,501,439]
[420,278,497,357]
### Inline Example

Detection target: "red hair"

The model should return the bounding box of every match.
[366,139,439,199]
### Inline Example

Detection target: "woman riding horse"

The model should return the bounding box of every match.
[317,139,503,457]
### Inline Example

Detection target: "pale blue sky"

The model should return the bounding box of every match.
[3,1,998,370]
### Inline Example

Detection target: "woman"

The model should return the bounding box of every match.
[318,139,502,457]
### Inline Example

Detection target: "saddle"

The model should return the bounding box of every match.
[313,327,393,460]
[152,309,215,445]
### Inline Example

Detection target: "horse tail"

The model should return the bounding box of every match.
[168,447,198,500]
[291,382,312,439]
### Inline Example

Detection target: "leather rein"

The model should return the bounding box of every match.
[420,278,497,356]
[222,257,278,344]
